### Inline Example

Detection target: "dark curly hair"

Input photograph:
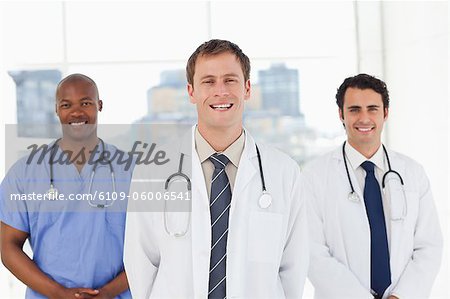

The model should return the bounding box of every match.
[335,73,389,110]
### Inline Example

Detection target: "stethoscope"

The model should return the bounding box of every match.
[47,138,116,208]
[342,141,407,220]
[163,152,192,237]
[163,144,272,237]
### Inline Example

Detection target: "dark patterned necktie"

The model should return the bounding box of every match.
[361,161,391,299]
[208,153,231,298]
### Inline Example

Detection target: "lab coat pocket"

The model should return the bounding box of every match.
[402,190,420,229]
[164,212,191,238]
[384,174,408,221]
[247,211,283,263]
[390,190,419,242]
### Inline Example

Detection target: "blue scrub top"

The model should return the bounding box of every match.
[0,141,133,299]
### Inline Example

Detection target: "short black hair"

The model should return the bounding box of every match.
[56,73,99,100]
[335,73,389,110]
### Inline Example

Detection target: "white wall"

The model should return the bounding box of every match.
[357,2,448,298]
[382,2,449,298]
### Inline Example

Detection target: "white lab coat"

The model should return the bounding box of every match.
[303,147,443,299]
[124,127,309,298]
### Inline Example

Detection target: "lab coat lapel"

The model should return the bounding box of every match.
[332,147,371,288]
[332,148,365,203]
[384,149,406,278]
[189,126,212,298]
[230,131,257,219]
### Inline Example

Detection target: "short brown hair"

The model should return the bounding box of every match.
[186,39,251,85]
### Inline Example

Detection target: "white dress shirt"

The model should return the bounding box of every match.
[344,142,392,243]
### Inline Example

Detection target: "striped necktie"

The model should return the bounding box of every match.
[208,153,231,298]
[361,161,391,299]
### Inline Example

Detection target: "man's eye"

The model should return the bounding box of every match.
[60,104,69,108]
[203,80,214,84]
[226,79,237,83]
[82,102,92,106]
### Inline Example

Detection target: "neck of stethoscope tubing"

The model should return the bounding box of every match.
[50,137,113,184]
[110,172,116,197]
[88,170,96,193]
[382,144,392,170]
[48,138,116,208]
[255,144,266,193]
[87,170,117,191]
[49,138,61,184]
[342,142,357,194]
[178,153,184,173]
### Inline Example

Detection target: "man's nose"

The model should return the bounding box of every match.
[358,110,371,122]
[69,105,84,116]
[214,81,230,97]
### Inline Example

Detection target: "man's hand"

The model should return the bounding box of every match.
[387,296,399,299]
[75,289,115,299]
[49,287,99,299]
[94,289,116,299]
[75,289,114,299]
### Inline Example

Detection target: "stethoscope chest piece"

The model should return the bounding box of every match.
[47,185,58,200]
[259,191,272,209]
[348,191,360,202]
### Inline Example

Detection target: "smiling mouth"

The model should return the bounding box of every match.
[356,127,374,132]
[210,104,233,111]
[69,121,88,126]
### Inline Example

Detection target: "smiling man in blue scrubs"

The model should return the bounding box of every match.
[0,74,132,298]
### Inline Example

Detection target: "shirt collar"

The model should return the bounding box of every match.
[345,142,386,172]
[194,127,245,167]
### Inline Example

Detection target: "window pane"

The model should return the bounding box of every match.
[65,2,209,62]
[67,62,188,124]
[211,1,356,58]
[1,2,63,65]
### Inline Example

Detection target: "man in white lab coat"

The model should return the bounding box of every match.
[304,74,443,299]
[124,39,309,298]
